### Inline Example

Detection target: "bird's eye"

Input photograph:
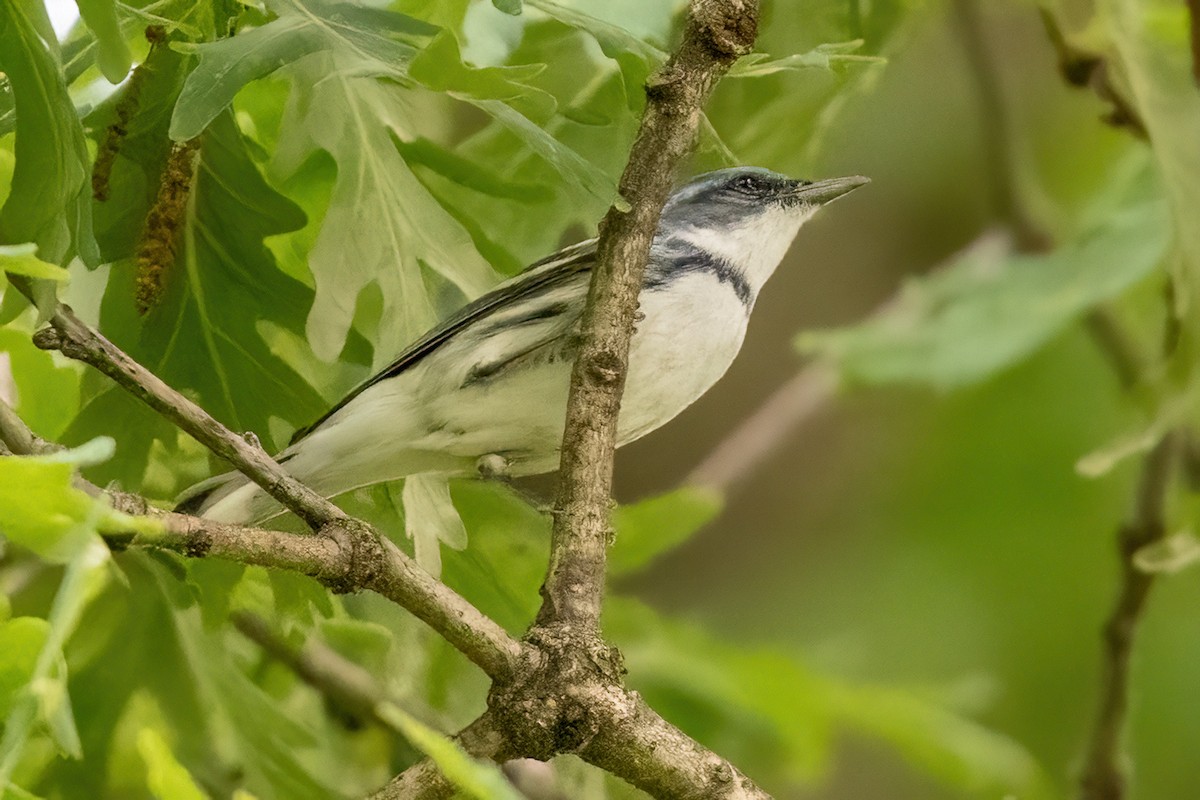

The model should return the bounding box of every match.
[731,175,763,194]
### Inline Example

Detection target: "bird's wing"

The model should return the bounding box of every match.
[289,238,598,445]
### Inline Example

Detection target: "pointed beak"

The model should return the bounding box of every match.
[788,175,870,206]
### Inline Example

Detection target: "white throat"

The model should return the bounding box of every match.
[676,205,814,294]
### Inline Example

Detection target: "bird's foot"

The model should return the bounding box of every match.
[476,453,512,481]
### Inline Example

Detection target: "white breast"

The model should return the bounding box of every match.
[619,272,749,444]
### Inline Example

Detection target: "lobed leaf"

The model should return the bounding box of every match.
[0,543,111,783]
[0,0,98,272]
[271,55,496,364]
[73,0,132,83]
[70,104,327,482]
[170,0,438,141]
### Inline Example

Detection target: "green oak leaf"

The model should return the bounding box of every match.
[0,244,70,282]
[271,55,497,363]
[67,109,327,486]
[606,597,1055,797]
[73,0,133,83]
[170,0,438,140]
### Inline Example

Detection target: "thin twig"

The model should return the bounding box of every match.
[0,396,55,457]
[0,396,104,497]
[1084,308,1146,393]
[1078,430,1180,800]
[88,489,521,679]
[28,300,344,529]
[964,9,1174,797]
[951,0,1051,253]
[2,284,522,681]
[232,611,392,728]
[7,1,785,794]
[122,502,521,681]
[685,363,838,494]
[233,612,516,800]
[1037,8,1148,139]
[536,0,760,631]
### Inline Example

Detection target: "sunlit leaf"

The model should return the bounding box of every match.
[137,728,207,800]
[74,0,132,83]
[0,326,80,441]
[0,619,48,718]
[0,542,110,781]
[0,439,159,562]
[0,0,98,273]
[374,702,524,800]
[0,244,69,282]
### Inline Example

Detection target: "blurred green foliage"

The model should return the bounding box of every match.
[1,0,1198,798]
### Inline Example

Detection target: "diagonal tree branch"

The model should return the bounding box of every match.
[0,390,522,681]
[685,362,838,495]
[0,395,60,457]
[536,0,759,631]
[232,612,517,800]
[232,610,398,730]
[1078,430,1180,800]
[28,299,343,529]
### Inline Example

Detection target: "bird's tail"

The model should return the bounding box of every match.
[174,470,282,524]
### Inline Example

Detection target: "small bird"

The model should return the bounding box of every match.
[178,167,868,523]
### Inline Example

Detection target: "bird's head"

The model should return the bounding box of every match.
[658,167,868,294]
